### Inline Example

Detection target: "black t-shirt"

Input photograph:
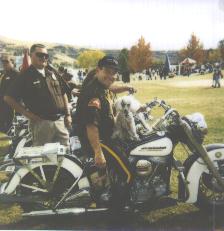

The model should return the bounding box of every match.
[76,78,115,155]
[6,65,66,118]
[81,69,96,89]
[0,69,19,98]
[0,69,19,114]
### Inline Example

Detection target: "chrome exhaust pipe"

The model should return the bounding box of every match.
[23,207,109,217]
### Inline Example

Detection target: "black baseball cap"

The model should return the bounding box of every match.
[98,56,119,71]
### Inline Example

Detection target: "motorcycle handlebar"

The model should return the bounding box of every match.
[144,97,181,130]
[145,98,170,110]
[151,108,180,131]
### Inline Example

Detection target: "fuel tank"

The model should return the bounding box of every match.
[130,136,173,156]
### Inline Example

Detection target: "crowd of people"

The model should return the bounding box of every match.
[145,68,168,80]
[134,63,223,85]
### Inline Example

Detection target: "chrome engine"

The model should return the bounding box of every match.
[136,160,153,176]
[129,156,170,203]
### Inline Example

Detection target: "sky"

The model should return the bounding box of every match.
[0,0,224,50]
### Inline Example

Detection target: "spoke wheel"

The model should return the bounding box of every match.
[17,165,77,211]
[197,172,224,210]
[184,155,224,212]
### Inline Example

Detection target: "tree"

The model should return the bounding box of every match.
[77,50,105,69]
[118,48,129,73]
[118,48,130,82]
[179,33,205,64]
[206,49,221,63]
[152,58,163,67]
[128,36,152,73]
[218,39,224,61]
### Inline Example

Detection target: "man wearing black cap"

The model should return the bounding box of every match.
[82,67,134,93]
[76,55,132,210]
[0,55,19,133]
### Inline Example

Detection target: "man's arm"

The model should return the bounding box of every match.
[69,81,82,89]
[4,95,41,121]
[62,93,72,129]
[3,72,41,121]
[86,124,106,168]
[109,84,135,94]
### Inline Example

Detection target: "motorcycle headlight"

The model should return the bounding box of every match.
[185,113,208,131]
[183,112,208,143]
[0,134,12,157]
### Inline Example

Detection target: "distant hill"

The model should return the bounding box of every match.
[0,35,83,67]
[0,35,180,67]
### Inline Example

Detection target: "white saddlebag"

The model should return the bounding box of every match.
[13,143,68,164]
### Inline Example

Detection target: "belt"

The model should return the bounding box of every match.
[41,114,63,121]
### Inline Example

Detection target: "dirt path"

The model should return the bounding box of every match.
[171,79,213,88]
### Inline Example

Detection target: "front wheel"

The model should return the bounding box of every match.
[184,155,224,212]
[197,167,224,211]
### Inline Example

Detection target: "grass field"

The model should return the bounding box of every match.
[0,72,224,229]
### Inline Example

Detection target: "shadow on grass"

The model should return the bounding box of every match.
[1,198,224,230]
[0,212,147,230]
[1,211,223,230]
[149,210,224,231]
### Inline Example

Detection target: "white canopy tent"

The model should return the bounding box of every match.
[178,58,197,75]
[180,57,196,65]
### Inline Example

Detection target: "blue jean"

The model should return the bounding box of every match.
[214,77,221,88]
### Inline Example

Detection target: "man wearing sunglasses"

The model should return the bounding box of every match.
[4,44,71,146]
[0,55,19,133]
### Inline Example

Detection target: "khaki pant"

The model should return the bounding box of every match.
[29,117,69,146]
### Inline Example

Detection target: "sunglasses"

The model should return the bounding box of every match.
[35,52,49,59]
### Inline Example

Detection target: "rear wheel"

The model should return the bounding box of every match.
[16,165,77,211]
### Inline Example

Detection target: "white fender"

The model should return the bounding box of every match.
[4,157,89,194]
[185,147,224,203]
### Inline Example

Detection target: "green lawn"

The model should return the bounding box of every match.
[0,73,224,229]
[132,73,224,144]
[128,73,224,229]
